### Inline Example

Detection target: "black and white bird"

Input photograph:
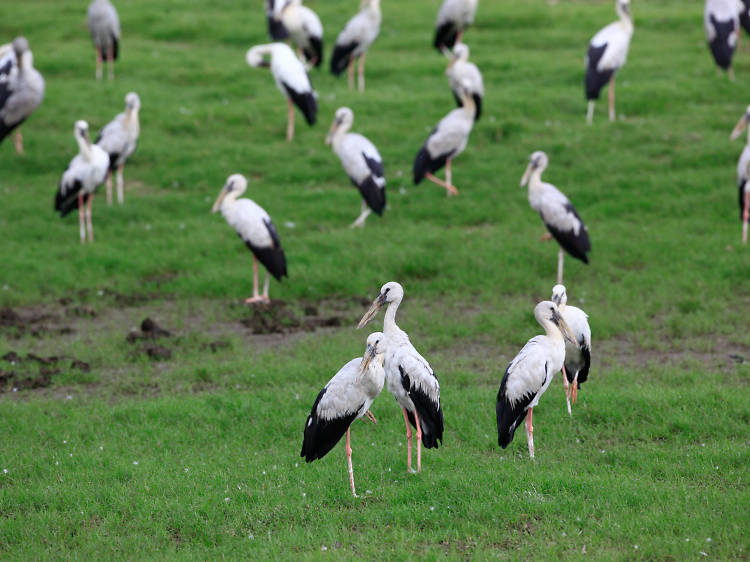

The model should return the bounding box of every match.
[730,105,750,244]
[551,284,591,416]
[54,121,110,244]
[496,301,578,458]
[585,0,633,124]
[276,0,324,68]
[434,0,478,51]
[705,0,742,80]
[95,92,140,205]
[740,0,750,38]
[330,0,381,92]
[444,43,483,121]
[265,0,289,40]
[301,332,386,497]
[413,80,476,196]
[211,174,287,304]
[87,0,121,80]
[521,151,591,284]
[0,37,44,155]
[246,43,318,142]
[325,107,386,228]
[358,282,443,473]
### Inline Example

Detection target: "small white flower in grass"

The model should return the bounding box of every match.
[97,289,104,296]
[700,552,708,557]
[12,387,17,392]
[185,468,189,473]
[99,446,103,451]
[399,187,406,195]
[248,533,254,540]
[302,492,306,498]
[66,395,73,400]
[133,461,138,465]
[55,461,59,466]
[2,469,7,474]
[715,465,719,470]
[321,546,327,552]
[576,438,580,443]
[701,443,705,447]
[69,454,73,457]
[387,468,391,472]
[600,450,606,454]
[295,462,299,468]
[429,506,435,512]
[365,490,372,495]
[634,545,638,550]
[273,465,277,471]
[284,222,296,229]
[686,538,690,542]
[706,538,712,543]
[371,442,375,446]
[224,497,230,503]
[562,532,566,537]
[63,440,67,444]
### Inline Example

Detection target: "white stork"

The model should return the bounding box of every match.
[585,0,633,124]
[54,121,110,244]
[358,281,443,473]
[496,301,578,459]
[434,0,478,51]
[95,92,141,205]
[246,43,318,142]
[521,151,591,284]
[0,37,44,155]
[413,80,476,196]
[87,0,121,80]
[301,332,386,497]
[276,0,324,68]
[705,0,742,79]
[265,0,289,40]
[444,43,483,121]
[211,174,287,304]
[730,105,750,243]
[551,284,591,416]
[330,0,381,92]
[325,107,386,228]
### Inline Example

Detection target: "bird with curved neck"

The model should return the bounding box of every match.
[96,91,141,205]
[358,281,443,473]
[496,300,579,458]
[276,0,324,68]
[730,105,750,244]
[444,43,483,121]
[330,0,381,91]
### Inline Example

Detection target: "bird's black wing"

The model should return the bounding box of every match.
[301,386,363,462]
[399,364,444,449]
[243,218,287,281]
[496,362,542,449]
[708,15,736,69]
[330,41,358,75]
[543,203,591,264]
[281,80,317,125]
[585,42,614,100]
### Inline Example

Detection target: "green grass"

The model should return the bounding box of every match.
[1,0,749,558]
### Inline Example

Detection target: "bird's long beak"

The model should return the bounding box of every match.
[552,309,578,347]
[325,118,340,145]
[358,343,378,375]
[520,162,534,187]
[211,185,230,214]
[357,292,386,329]
[730,113,749,141]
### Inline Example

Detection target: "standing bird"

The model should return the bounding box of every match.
[95,92,141,205]
[358,282,443,473]
[330,0,381,92]
[325,107,386,228]
[211,174,287,304]
[551,284,591,416]
[496,301,578,459]
[276,0,324,68]
[301,332,386,497]
[444,43,483,121]
[730,105,750,244]
[265,0,289,40]
[521,151,591,284]
[434,0,478,51]
[0,37,45,155]
[54,121,110,244]
[246,43,317,142]
[585,0,634,124]
[87,0,121,81]
[705,0,742,80]
[413,80,476,196]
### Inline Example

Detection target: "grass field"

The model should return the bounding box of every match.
[1,0,750,558]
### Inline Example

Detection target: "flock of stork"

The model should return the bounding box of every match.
[0,0,747,496]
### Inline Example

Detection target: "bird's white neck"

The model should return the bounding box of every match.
[617,9,634,34]
[540,318,564,342]
[460,92,476,119]
[527,169,545,191]
[77,136,93,161]
[383,298,401,336]
[123,108,140,132]
[331,124,351,151]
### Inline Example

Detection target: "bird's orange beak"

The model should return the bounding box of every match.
[730,113,749,141]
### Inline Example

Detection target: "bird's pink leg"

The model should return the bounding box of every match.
[571,373,579,404]
[78,194,86,244]
[105,171,113,205]
[245,256,265,304]
[365,410,377,424]
[557,248,564,285]
[286,98,294,142]
[347,57,355,90]
[12,129,23,155]
[456,30,463,45]
[95,46,103,80]
[539,232,552,242]
[608,75,616,122]
[562,365,572,416]
[425,172,459,196]
[402,408,414,473]
[743,191,749,244]
[345,428,358,497]
[107,44,115,80]
[116,164,125,204]
[526,408,535,459]
[357,52,366,92]
[445,158,454,196]
[85,194,94,243]
[414,409,423,473]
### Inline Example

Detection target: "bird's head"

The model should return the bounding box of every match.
[74,120,91,146]
[358,331,386,375]
[212,173,247,213]
[534,300,578,347]
[12,36,29,59]
[730,106,750,141]
[452,43,470,62]
[520,151,549,187]
[357,281,404,329]
[616,0,632,21]
[550,284,568,308]
[325,107,354,145]
[125,92,141,112]
[246,45,271,68]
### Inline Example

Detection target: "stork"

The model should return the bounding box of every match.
[358,282,443,473]
[521,151,591,284]
[266,0,289,40]
[413,80,476,196]
[496,301,578,459]
[54,121,110,244]
[730,105,750,244]
[211,174,287,304]
[0,37,44,155]
[95,92,141,205]
[330,0,381,92]
[444,43,483,121]
[87,0,121,80]
[434,0,478,51]
[325,107,386,228]
[301,332,386,497]
[277,0,324,68]
[585,0,633,124]
[705,0,741,80]
[246,43,318,142]
[551,284,591,416]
